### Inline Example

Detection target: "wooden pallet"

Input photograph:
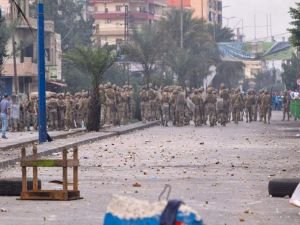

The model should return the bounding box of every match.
[20,145,81,201]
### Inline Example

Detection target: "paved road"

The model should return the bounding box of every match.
[0,112,299,225]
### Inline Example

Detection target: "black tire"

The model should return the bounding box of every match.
[0,178,41,196]
[268,178,300,197]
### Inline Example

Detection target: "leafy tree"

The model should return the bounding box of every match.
[158,9,220,87]
[124,23,163,88]
[213,61,245,88]
[282,53,300,90]
[289,3,300,49]
[65,46,116,131]
[207,24,235,42]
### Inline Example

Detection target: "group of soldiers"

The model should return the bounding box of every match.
[140,84,277,127]
[5,82,291,132]
[7,83,135,132]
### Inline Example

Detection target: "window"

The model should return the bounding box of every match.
[218,1,222,11]
[105,19,112,24]
[116,5,121,12]
[105,8,108,13]
[218,14,222,24]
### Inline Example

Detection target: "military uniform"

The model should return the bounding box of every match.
[65,93,73,130]
[205,89,217,127]
[191,89,203,126]
[245,90,255,123]
[175,90,186,127]
[57,94,66,130]
[231,89,243,124]
[47,94,58,130]
[161,87,170,126]
[261,91,272,124]
[282,92,290,121]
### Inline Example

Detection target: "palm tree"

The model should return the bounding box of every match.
[159,9,220,87]
[124,23,163,88]
[65,46,116,131]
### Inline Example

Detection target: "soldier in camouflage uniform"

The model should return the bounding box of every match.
[257,89,264,122]
[139,87,148,123]
[99,84,106,126]
[245,89,255,123]
[25,94,38,131]
[282,91,290,121]
[47,93,58,130]
[148,84,157,121]
[220,85,230,124]
[175,88,186,127]
[161,86,170,126]
[205,88,217,127]
[65,93,73,130]
[57,93,66,130]
[105,83,116,124]
[231,88,243,124]
[261,90,272,124]
[170,87,178,125]
[191,89,203,127]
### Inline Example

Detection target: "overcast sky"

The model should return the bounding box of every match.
[223,0,298,42]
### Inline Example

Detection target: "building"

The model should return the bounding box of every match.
[0,0,62,95]
[88,0,167,46]
[167,0,222,24]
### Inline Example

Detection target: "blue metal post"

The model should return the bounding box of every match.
[37,3,47,143]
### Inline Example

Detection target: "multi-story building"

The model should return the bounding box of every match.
[88,0,167,46]
[168,0,222,24]
[0,0,62,95]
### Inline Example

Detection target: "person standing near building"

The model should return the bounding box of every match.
[1,94,11,139]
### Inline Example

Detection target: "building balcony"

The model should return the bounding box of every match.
[2,58,37,77]
[92,11,155,20]
[16,17,55,33]
[96,29,125,36]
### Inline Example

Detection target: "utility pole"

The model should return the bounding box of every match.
[180,0,183,48]
[266,14,269,39]
[124,4,129,43]
[37,1,47,143]
[254,14,257,41]
[10,0,18,94]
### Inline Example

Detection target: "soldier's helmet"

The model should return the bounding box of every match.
[128,85,133,90]
[207,87,212,94]
[193,89,199,93]
[163,86,169,92]
[106,82,112,88]
[199,87,204,93]
[212,90,217,94]
[66,92,71,97]
[220,83,225,89]
[149,83,153,88]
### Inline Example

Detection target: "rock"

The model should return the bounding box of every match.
[133,182,142,187]
[200,142,204,145]
[1,208,7,212]
[239,218,245,222]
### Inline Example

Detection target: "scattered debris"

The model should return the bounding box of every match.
[132,182,142,187]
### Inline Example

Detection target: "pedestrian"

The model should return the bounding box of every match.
[0,94,11,139]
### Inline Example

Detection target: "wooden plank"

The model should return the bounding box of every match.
[21,190,81,201]
[21,159,79,167]
[21,147,27,193]
[73,146,78,191]
[62,148,68,200]
[32,145,38,192]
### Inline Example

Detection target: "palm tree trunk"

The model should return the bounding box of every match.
[87,84,100,131]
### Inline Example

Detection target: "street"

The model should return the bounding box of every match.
[0,111,300,225]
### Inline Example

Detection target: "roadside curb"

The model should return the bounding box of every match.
[0,121,159,170]
[0,129,85,151]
